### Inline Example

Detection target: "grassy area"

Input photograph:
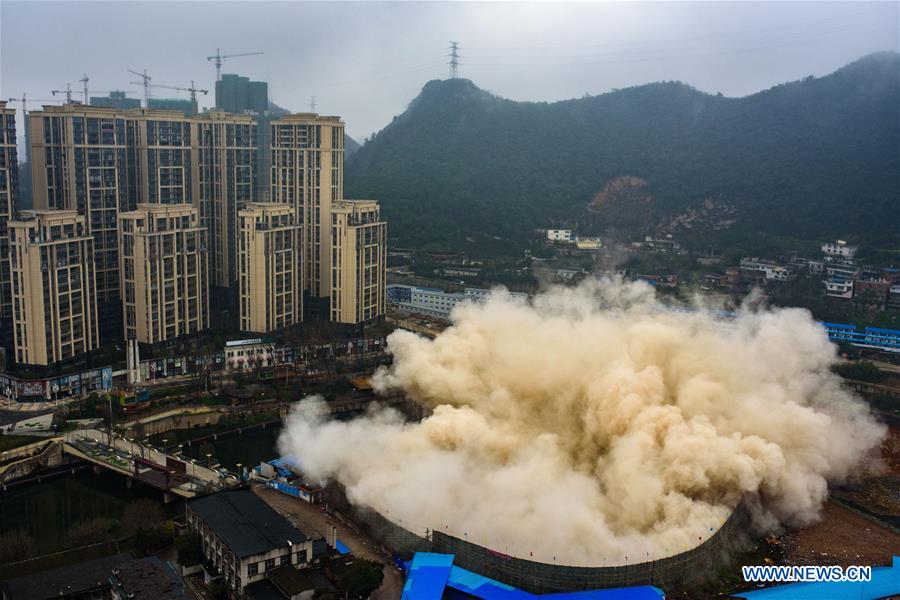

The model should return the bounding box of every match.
[0,435,40,453]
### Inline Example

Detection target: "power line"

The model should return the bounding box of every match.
[448,41,460,79]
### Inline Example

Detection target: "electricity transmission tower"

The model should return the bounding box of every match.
[448,41,460,79]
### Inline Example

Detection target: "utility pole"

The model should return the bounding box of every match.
[448,41,460,79]
[309,95,317,113]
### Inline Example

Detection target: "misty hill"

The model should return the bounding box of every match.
[345,52,900,254]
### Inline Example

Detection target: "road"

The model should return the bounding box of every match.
[252,484,404,599]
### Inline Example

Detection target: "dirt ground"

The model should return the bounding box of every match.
[782,501,900,568]
[252,484,404,600]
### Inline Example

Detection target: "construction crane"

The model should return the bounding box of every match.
[51,83,75,103]
[79,74,90,103]
[206,49,264,81]
[128,69,152,106]
[131,80,208,104]
[8,94,59,115]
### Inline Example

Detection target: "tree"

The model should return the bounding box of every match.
[66,518,116,548]
[120,498,165,537]
[0,530,35,564]
[175,532,204,567]
[334,559,384,599]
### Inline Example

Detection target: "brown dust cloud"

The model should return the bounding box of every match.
[279,279,885,565]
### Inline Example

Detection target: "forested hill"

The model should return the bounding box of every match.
[345,52,899,254]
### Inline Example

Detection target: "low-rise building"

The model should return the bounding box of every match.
[546,229,574,242]
[575,236,602,250]
[224,338,277,372]
[187,489,327,598]
[739,258,793,282]
[387,284,527,319]
[824,278,854,299]
[822,240,857,260]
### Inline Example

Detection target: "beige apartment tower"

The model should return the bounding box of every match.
[0,100,19,328]
[238,202,303,333]
[330,199,386,325]
[270,114,344,302]
[9,210,100,366]
[194,111,257,290]
[119,204,209,344]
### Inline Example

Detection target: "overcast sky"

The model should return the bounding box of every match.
[2,1,898,141]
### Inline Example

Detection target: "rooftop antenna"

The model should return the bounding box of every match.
[127,69,152,107]
[448,41,460,79]
[309,95,317,112]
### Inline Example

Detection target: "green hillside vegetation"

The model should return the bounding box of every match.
[346,52,899,255]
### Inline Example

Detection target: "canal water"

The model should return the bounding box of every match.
[0,469,181,555]
[0,423,282,556]
[148,422,283,472]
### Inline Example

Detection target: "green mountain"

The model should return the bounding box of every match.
[345,52,899,254]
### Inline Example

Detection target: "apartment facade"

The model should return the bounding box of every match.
[119,203,208,344]
[238,202,302,333]
[0,101,19,332]
[195,111,257,291]
[330,199,386,325]
[187,490,326,598]
[270,114,344,303]
[9,210,99,366]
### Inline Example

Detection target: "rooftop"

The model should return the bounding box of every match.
[1,553,133,600]
[188,489,310,558]
[108,556,185,599]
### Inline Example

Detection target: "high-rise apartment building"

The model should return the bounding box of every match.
[29,105,196,322]
[330,199,386,325]
[194,111,257,292]
[119,203,208,345]
[28,104,253,335]
[216,73,271,204]
[9,210,99,366]
[270,114,345,310]
[90,91,141,110]
[0,101,19,334]
[238,203,302,333]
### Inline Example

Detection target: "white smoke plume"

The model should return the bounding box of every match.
[279,279,885,565]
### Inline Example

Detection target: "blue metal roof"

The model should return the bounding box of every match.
[732,556,900,600]
[402,553,455,600]
[402,553,665,600]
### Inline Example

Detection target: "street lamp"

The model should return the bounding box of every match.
[162,438,169,455]
[206,453,212,468]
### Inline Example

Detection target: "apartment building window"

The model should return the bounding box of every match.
[247,562,258,576]
[264,558,276,571]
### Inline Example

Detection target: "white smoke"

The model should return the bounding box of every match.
[278,279,885,565]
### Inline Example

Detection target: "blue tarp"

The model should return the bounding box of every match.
[402,553,455,600]
[732,556,900,600]
[402,553,665,600]
[335,540,350,555]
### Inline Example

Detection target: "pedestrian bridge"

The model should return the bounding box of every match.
[62,429,240,499]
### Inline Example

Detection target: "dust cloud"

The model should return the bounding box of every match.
[278,279,885,565]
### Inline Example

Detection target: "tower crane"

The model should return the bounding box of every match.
[130,80,208,104]
[79,74,89,103]
[51,83,75,103]
[8,94,60,116]
[206,49,264,81]
[127,69,152,106]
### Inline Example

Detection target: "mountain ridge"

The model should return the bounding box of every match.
[346,52,899,254]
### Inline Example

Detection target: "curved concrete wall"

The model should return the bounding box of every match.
[354,500,750,593]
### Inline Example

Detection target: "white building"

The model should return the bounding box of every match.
[223,338,277,372]
[387,285,528,319]
[739,258,793,281]
[822,240,858,260]
[575,237,602,250]
[824,278,854,299]
[187,490,327,598]
[546,229,574,242]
